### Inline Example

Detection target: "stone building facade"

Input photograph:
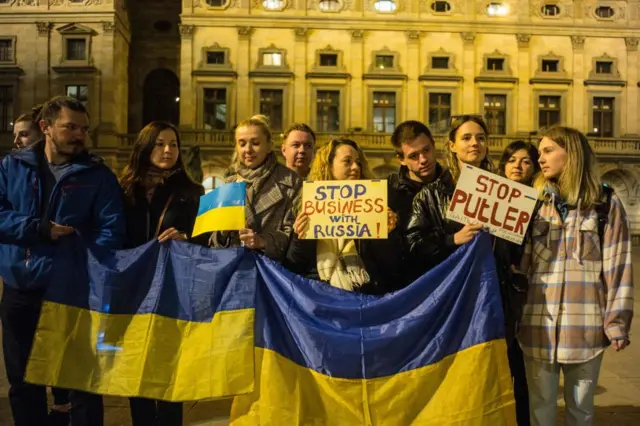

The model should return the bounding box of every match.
[1,0,640,230]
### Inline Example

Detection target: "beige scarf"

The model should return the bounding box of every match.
[317,239,370,291]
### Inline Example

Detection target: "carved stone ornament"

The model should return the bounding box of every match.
[570,35,585,49]
[406,30,421,43]
[460,32,476,45]
[179,24,195,38]
[294,27,309,41]
[2,0,39,6]
[49,0,106,5]
[516,34,531,48]
[101,21,116,34]
[36,21,53,36]
[237,26,254,40]
[625,37,639,52]
[351,29,365,40]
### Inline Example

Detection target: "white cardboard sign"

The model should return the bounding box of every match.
[446,165,538,244]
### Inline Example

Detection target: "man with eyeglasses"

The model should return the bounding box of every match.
[0,96,125,426]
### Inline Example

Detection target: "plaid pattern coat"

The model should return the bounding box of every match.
[519,192,634,364]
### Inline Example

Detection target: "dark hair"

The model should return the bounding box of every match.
[498,140,541,182]
[448,114,489,143]
[390,120,434,158]
[445,115,494,181]
[39,96,89,125]
[283,123,316,144]
[120,121,196,199]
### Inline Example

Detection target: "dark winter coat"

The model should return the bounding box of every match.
[122,170,203,248]
[0,141,125,290]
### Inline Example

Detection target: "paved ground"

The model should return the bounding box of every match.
[0,254,639,425]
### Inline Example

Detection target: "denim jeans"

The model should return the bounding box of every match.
[524,353,603,426]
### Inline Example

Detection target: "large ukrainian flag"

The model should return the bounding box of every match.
[231,233,516,425]
[26,234,514,424]
[25,241,256,401]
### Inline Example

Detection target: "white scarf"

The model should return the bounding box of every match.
[316,238,370,291]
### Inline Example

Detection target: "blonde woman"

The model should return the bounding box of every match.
[208,116,301,261]
[520,126,633,426]
[285,138,402,294]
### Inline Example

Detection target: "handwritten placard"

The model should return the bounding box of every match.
[301,180,388,239]
[446,165,538,244]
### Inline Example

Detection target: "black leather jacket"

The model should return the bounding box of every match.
[405,167,461,272]
[123,171,204,248]
[405,166,527,342]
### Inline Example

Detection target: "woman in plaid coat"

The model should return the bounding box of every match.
[519,126,634,426]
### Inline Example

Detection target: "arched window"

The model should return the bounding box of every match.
[373,0,396,13]
[319,0,341,11]
[263,0,285,10]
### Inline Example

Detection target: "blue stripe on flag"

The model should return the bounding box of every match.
[197,182,246,216]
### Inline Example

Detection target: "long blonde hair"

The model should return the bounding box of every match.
[445,115,495,182]
[534,126,602,209]
[232,114,272,164]
[308,138,374,181]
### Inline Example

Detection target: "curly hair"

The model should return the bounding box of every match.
[308,138,375,181]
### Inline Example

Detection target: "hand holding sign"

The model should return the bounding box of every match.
[293,212,310,238]
[302,180,388,239]
[446,165,538,244]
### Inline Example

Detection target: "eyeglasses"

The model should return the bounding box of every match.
[449,114,485,128]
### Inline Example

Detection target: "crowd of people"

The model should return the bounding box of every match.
[0,95,633,426]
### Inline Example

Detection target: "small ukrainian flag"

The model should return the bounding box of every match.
[192,182,246,237]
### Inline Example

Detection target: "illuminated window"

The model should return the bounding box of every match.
[319,0,341,11]
[262,52,282,67]
[373,0,396,13]
[487,2,509,16]
[263,0,285,10]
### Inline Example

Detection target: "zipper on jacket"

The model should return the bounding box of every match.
[25,248,31,267]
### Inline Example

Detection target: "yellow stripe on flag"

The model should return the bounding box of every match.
[26,302,255,401]
[192,205,245,237]
[231,340,515,425]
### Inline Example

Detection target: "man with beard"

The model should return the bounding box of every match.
[281,123,316,178]
[0,96,125,426]
[388,120,443,283]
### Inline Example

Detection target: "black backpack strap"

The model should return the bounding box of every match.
[596,184,614,247]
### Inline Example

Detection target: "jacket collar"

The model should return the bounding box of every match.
[9,140,103,170]
[392,163,446,192]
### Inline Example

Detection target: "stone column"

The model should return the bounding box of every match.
[405,30,421,121]
[34,22,53,105]
[515,34,532,134]
[460,32,476,114]
[97,21,117,139]
[179,24,195,129]
[293,28,308,124]
[570,35,586,129]
[236,27,253,122]
[625,37,639,136]
[350,30,365,130]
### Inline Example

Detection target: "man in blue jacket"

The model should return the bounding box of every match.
[0,96,125,426]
